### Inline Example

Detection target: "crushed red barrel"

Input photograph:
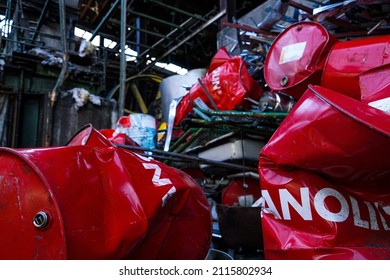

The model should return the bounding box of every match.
[0,124,211,259]
[259,86,390,259]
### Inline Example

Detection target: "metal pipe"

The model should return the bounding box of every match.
[5,0,12,36]
[109,19,168,39]
[105,74,162,100]
[138,17,194,58]
[44,0,68,146]
[167,128,198,152]
[135,16,141,55]
[116,144,259,173]
[2,0,13,55]
[129,10,181,29]
[0,93,9,146]
[219,0,236,24]
[107,26,144,55]
[11,69,23,148]
[103,33,152,53]
[49,0,68,105]
[6,24,64,40]
[0,37,44,48]
[139,9,226,74]
[79,0,94,19]
[148,0,207,22]
[198,109,288,118]
[257,0,290,31]
[161,9,216,51]
[171,128,205,153]
[312,0,356,15]
[197,78,218,111]
[31,0,51,43]
[90,0,120,42]
[130,82,148,113]
[226,172,260,180]
[102,49,107,92]
[91,0,112,23]
[118,0,127,117]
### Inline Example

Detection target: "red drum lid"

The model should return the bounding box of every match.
[0,148,66,259]
[264,22,335,99]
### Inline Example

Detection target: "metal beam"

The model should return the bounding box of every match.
[91,0,111,23]
[129,10,182,29]
[219,0,236,23]
[116,144,258,173]
[79,0,94,19]
[148,0,208,22]
[49,0,68,105]
[135,16,141,54]
[105,29,153,59]
[44,0,68,146]
[30,0,51,43]
[137,16,195,59]
[139,9,226,74]
[5,0,12,37]
[109,19,168,39]
[118,0,127,117]
[90,0,120,42]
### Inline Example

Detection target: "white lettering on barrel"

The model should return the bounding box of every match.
[142,163,172,187]
[366,201,379,230]
[261,187,390,231]
[350,196,369,229]
[375,203,390,230]
[260,190,281,219]
[279,187,312,220]
[313,188,349,222]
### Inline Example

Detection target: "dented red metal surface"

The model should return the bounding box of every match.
[259,85,390,259]
[2,19,390,261]
[322,35,390,100]
[221,177,261,207]
[260,23,390,260]
[0,149,67,259]
[0,125,211,259]
[265,22,390,103]
[359,63,390,104]
[264,22,336,100]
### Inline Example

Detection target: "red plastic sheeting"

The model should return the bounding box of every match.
[259,85,390,260]
[0,125,211,259]
[175,47,262,125]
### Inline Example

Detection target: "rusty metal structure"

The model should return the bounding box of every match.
[0,0,390,260]
[0,0,253,147]
[1,0,388,148]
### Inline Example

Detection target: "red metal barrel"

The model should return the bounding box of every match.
[0,125,212,259]
[264,22,336,99]
[321,35,390,100]
[259,85,390,259]
[265,22,390,102]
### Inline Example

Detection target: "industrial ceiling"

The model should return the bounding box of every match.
[76,0,263,73]
[0,0,389,148]
[0,0,264,76]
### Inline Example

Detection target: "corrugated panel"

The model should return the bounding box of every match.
[52,93,117,146]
